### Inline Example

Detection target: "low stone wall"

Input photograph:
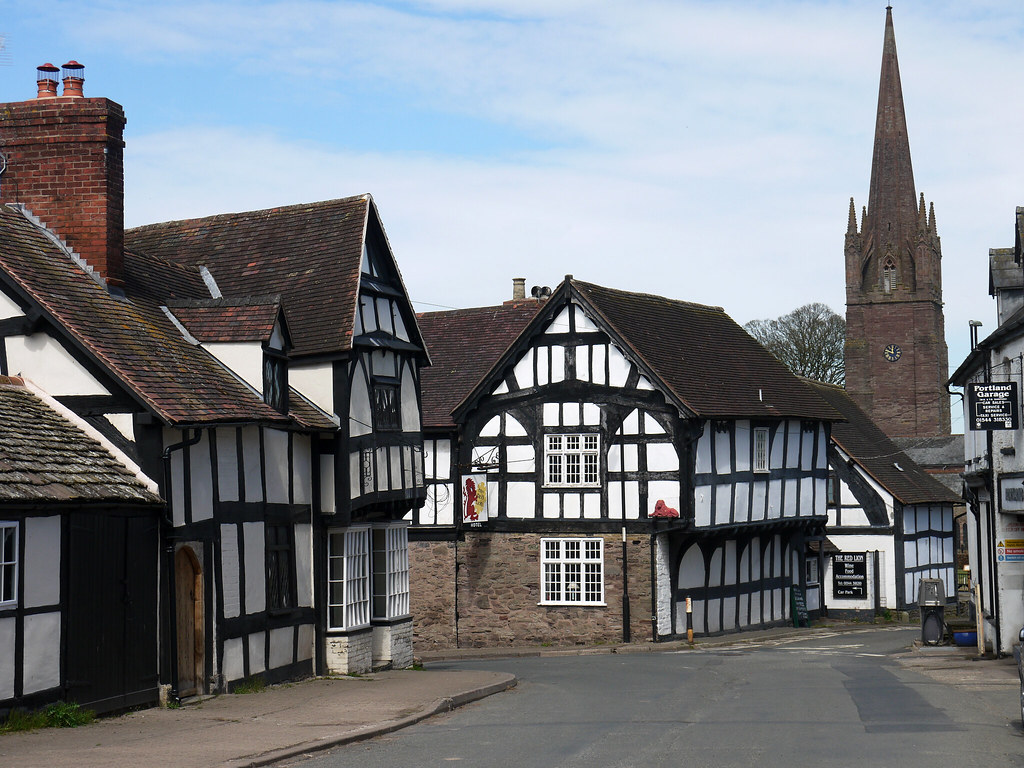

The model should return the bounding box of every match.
[325,628,373,675]
[372,619,414,669]
[410,531,653,649]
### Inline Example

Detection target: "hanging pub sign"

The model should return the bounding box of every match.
[462,475,489,524]
[832,552,867,599]
[967,381,1019,431]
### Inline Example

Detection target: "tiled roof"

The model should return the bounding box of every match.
[418,301,543,428]
[125,196,370,358]
[0,205,325,428]
[806,380,961,505]
[124,249,211,303]
[0,377,161,504]
[167,297,283,344]
[572,280,841,420]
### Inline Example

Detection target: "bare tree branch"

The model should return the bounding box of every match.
[744,303,845,385]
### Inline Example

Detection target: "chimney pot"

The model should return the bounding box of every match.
[512,277,526,300]
[61,60,85,97]
[36,63,60,99]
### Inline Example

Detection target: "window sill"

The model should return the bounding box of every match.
[542,484,602,490]
[538,601,607,607]
[326,624,372,634]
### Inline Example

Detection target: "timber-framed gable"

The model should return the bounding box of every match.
[411,277,840,650]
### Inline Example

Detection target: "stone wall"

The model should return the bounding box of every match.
[372,619,414,669]
[410,532,653,649]
[409,540,458,648]
[325,628,373,675]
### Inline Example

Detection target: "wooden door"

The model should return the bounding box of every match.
[175,547,204,696]
[67,513,160,713]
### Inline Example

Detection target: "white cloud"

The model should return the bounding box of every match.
[15,0,1019,381]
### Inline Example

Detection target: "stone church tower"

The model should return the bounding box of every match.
[844,6,951,438]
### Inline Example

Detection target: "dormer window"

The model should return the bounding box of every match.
[882,258,897,293]
[263,351,288,413]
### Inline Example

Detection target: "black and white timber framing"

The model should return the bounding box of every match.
[413,277,840,643]
[0,193,429,704]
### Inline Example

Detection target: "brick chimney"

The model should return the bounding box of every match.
[0,61,126,286]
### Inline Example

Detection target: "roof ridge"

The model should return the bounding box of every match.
[572,278,726,313]
[125,194,371,233]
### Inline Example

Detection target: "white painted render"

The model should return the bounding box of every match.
[205,342,262,393]
[295,523,313,607]
[248,631,266,674]
[350,372,372,437]
[220,524,241,618]
[222,637,244,681]
[189,432,214,521]
[7,334,110,395]
[22,612,60,694]
[401,366,419,431]
[243,522,266,615]
[0,618,14,699]
[290,362,334,416]
[264,428,290,504]
[242,427,263,503]
[320,454,336,514]
[292,434,312,505]
[23,516,60,609]
[0,291,22,320]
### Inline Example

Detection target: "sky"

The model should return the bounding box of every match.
[1,0,1022,424]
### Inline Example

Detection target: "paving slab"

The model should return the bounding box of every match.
[0,669,516,768]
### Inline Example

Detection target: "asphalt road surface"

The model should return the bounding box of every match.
[289,627,1023,768]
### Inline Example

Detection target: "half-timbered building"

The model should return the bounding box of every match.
[0,376,162,716]
[806,381,959,614]
[0,64,427,701]
[410,277,840,648]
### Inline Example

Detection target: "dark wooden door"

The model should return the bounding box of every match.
[175,546,204,696]
[66,513,159,714]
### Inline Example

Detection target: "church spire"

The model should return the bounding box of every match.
[843,6,950,439]
[865,5,918,253]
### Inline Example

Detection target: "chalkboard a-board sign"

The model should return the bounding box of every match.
[791,587,809,627]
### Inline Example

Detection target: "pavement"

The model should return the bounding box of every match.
[0,621,1015,768]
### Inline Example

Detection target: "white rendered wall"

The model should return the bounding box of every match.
[6,334,110,395]
[205,342,262,393]
[23,516,60,608]
[290,362,334,416]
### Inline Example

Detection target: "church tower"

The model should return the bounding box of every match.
[844,6,951,438]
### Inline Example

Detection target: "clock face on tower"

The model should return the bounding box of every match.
[883,343,902,362]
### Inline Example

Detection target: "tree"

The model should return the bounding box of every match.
[744,303,845,385]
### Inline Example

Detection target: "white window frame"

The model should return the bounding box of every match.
[544,433,600,487]
[327,526,370,631]
[372,523,410,621]
[540,537,604,605]
[0,522,17,607]
[806,556,819,586]
[753,427,770,473]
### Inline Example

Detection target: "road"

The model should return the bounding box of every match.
[287,627,1023,768]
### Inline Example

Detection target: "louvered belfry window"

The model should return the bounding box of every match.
[882,258,898,293]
